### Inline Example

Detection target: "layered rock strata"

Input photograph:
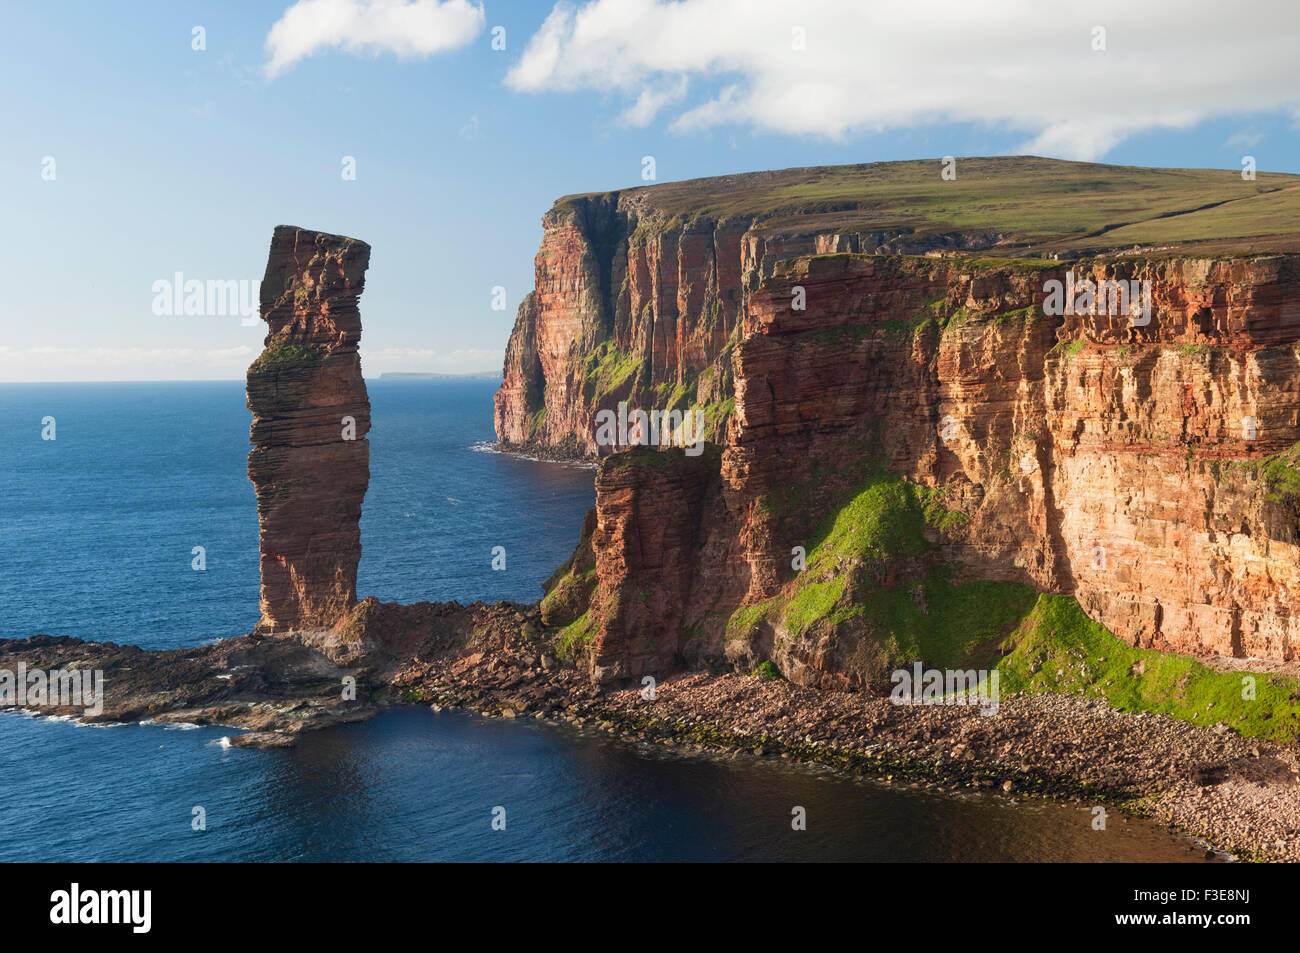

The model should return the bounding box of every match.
[494,158,1300,461]
[560,252,1300,682]
[247,226,372,634]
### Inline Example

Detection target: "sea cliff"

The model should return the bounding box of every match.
[497,158,1300,682]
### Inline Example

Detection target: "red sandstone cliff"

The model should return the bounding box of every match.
[247,226,372,634]
[494,158,1300,461]
[491,172,1020,458]
[517,160,1300,682]
[566,252,1300,683]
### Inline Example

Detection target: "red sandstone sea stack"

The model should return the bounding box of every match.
[247,225,372,634]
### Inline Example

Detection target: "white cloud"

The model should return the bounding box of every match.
[265,0,485,79]
[506,0,1300,160]
[618,76,688,127]
[1224,130,1264,150]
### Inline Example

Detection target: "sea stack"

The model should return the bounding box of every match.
[247,226,372,634]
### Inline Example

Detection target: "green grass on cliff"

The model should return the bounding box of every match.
[1247,442,1300,501]
[1218,440,1300,502]
[695,395,734,443]
[807,478,930,565]
[554,609,598,661]
[652,379,694,415]
[998,594,1300,743]
[1262,449,1300,501]
[724,468,1300,742]
[540,565,594,623]
[800,477,968,569]
[250,339,322,373]
[725,602,770,642]
[784,578,850,635]
[858,578,1037,671]
[777,475,1029,666]
[735,474,1011,665]
[527,403,547,439]
[557,157,1300,257]
[582,344,735,444]
[584,341,642,402]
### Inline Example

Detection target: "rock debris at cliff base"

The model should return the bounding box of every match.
[392,643,1300,863]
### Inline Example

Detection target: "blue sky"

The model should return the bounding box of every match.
[5,0,1300,381]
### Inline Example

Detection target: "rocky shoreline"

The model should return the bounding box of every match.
[5,603,1298,861]
[389,629,1300,863]
[0,632,379,746]
[489,439,597,467]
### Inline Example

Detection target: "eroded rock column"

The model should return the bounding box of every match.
[247,225,372,634]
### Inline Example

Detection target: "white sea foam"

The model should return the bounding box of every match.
[1,708,126,729]
[469,440,598,469]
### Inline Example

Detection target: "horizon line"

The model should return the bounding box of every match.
[0,374,505,385]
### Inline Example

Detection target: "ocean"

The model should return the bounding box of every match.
[0,380,1213,861]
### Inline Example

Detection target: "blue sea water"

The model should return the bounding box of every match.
[0,380,1212,862]
[0,379,594,648]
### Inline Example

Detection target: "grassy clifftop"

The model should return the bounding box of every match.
[557,156,1300,257]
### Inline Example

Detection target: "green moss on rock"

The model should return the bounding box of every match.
[726,603,770,642]
[998,594,1300,742]
[584,341,642,402]
[251,339,322,373]
[555,610,598,661]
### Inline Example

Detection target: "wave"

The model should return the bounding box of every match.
[1,708,126,729]
[469,441,598,469]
